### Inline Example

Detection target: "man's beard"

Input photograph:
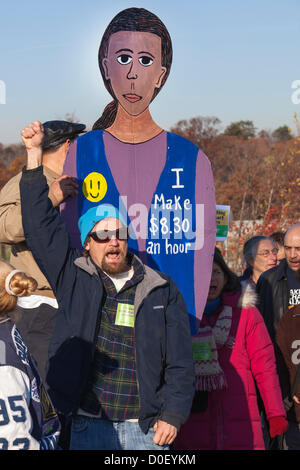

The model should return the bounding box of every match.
[101,250,129,275]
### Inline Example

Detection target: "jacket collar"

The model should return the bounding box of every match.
[74,255,98,276]
[134,264,167,317]
[74,253,146,277]
[259,258,288,283]
[221,282,258,310]
[73,253,167,316]
[275,259,288,281]
[43,164,60,180]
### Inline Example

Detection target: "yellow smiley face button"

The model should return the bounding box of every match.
[82,172,108,203]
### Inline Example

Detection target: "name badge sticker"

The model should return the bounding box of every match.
[115,303,135,328]
[192,342,212,361]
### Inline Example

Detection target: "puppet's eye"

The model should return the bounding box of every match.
[117,55,132,65]
[138,56,153,67]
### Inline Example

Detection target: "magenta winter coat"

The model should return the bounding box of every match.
[174,287,286,450]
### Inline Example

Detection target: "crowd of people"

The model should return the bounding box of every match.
[0,7,299,452]
[0,118,299,451]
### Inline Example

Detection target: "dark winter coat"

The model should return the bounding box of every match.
[256,260,290,341]
[276,304,300,423]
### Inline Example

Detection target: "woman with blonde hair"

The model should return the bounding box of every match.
[0,260,60,450]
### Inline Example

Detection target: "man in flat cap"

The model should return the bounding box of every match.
[42,120,86,153]
[0,119,85,383]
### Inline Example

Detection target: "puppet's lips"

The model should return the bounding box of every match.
[123,94,142,103]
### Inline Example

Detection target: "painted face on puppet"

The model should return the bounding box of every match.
[102,31,167,116]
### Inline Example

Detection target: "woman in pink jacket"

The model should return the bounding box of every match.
[174,249,288,450]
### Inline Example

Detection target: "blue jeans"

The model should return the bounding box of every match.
[283,421,300,450]
[70,416,170,450]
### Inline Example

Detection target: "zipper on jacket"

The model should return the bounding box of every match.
[133,322,142,421]
[133,286,167,428]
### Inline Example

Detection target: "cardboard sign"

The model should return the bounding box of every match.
[216,205,230,241]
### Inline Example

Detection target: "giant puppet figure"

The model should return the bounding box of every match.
[61,8,216,334]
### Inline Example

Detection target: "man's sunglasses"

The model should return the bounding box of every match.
[89,227,129,242]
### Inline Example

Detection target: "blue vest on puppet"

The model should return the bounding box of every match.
[72,130,199,333]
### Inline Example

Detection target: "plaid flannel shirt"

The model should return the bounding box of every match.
[80,257,144,421]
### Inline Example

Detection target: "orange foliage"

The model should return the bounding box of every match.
[171,117,300,223]
[0,153,26,190]
[171,117,300,270]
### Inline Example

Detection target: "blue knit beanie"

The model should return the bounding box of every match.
[78,204,127,246]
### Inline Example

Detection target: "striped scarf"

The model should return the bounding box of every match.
[192,305,233,391]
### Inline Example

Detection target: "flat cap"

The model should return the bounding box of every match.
[42,120,86,151]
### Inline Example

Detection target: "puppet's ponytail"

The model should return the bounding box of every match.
[92,100,118,130]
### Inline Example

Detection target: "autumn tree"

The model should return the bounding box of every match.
[272,125,293,142]
[170,116,221,154]
[294,113,300,136]
[0,143,24,167]
[64,112,81,123]
[171,115,300,270]
[224,120,256,139]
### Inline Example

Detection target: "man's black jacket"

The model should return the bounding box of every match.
[256,260,290,341]
[19,166,194,433]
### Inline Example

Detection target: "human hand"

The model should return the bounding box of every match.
[49,175,78,205]
[268,416,289,438]
[21,120,43,169]
[293,395,300,405]
[21,120,44,150]
[153,420,177,446]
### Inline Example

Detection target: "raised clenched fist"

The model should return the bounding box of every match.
[21,120,44,151]
[21,121,44,169]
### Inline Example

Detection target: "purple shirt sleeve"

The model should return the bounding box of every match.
[194,149,216,323]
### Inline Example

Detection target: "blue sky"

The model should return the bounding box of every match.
[0,0,299,144]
